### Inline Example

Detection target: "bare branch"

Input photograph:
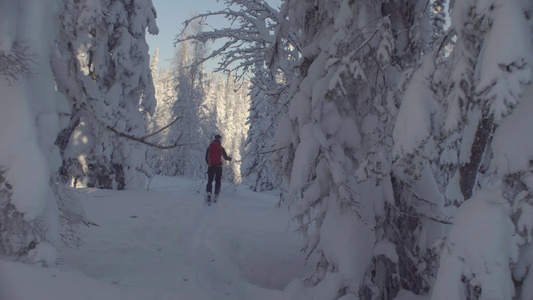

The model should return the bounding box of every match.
[142,115,182,139]
[175,0,293,80]
[387,203,453,225]
[107,125,185,150]
[0,42,37,84]
[256,146,288,155]
[80,103,185,150]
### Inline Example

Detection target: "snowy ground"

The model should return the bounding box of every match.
[0,176,317,300]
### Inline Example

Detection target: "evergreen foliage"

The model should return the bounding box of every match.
[54,0,159,189]
[1,1,532,298]
[146,43,250,182]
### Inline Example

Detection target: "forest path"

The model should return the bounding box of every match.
[58,175,313,299]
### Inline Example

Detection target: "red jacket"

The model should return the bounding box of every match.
[206,140,230,166]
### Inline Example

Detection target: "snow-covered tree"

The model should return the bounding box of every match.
[150,46,159,75]
[214,74,250,184]
[145,48,180,175]
[241,65,287,191]
[182,0,532,298]
[195,73,251,184]
[53,0,159,190]
[171,37,212,178]
[179,0,295,190]
[147,21,217,179]
[0,0,76,265]
[271,0,439,298]
[392,1,533,299]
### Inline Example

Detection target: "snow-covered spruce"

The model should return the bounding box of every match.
[54,0,159,190]
[0,0,68,264]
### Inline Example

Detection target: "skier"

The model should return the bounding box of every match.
[205,134,232,204]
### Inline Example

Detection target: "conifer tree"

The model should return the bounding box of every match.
[54,0,159,189]
[271,0,436,298]
[172,38,210,178]
[0,0,81,264]
[392,1,533,298]
[242,64,287,191]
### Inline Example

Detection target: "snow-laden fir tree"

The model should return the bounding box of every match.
[271,0,437,298]
[219,74,250,184]
[242,67,285,191]
[150,46,159,75]
[0,0,76,265]
[145,52,181,175]
[146,48,164,172]
[241,0,296,191]
[147,26,224,179]
[391,0,533,299]
[202,73,250,184]
[53,0,158,190]
[171,37,212,178]
[201,71,220,147]
[147,45,252,180]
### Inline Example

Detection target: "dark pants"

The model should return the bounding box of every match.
[206,166,223,195]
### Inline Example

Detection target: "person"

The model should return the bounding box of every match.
[205,134,231,203]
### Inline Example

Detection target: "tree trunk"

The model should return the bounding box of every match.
[459,112,494,200]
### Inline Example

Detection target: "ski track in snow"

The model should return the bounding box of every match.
[11,175,315,300]
[189,205,236,299]
[0,175,434,300]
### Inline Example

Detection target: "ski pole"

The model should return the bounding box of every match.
[196,172,207,193]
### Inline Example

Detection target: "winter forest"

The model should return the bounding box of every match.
[1,0,533,299]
